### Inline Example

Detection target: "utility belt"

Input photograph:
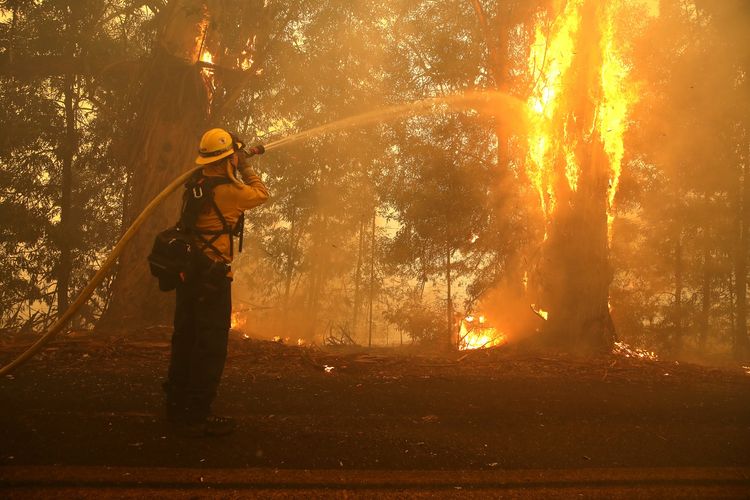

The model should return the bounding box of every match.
[148,227,231,296]
[191,255,232,294]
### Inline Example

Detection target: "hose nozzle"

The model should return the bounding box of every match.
[246,144,265,156]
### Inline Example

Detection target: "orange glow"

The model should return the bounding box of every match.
[200,49,213,65]
[200,48,214,81]
[458,315,506,350]
[231,311,245,330]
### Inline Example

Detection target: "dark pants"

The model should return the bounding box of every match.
[164,278,231,421]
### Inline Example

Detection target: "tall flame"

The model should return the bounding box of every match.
[526,0,585,230]
[525,0,638,242]
[598,1,638,241]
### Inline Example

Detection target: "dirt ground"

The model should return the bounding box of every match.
[1,329,749,495]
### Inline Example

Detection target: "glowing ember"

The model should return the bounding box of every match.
[530,304,549,321]
[613,341,658,361]
[458,315,506,350]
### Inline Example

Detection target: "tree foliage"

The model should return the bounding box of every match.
[1,0,748,358]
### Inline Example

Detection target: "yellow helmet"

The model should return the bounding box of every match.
[195,128,238,165]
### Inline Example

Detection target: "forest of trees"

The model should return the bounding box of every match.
[0,0,748,359]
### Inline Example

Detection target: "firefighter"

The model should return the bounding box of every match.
[164,128,269,436]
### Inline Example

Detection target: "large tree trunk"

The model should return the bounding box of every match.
[100,0,274,329]
[539,1,614,353]
[99,1,211,328]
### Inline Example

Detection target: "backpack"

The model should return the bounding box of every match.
[148,171,245,292]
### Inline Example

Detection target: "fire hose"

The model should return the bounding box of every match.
[0,145,265,377]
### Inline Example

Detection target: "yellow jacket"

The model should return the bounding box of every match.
[194,163,269,263]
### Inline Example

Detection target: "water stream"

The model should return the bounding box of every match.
[262,90,524,152]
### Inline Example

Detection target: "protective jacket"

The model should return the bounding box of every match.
[195,162,269,263]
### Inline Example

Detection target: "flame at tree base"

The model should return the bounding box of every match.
[458,316,507,350]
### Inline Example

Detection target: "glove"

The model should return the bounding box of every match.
[237,144,264,182]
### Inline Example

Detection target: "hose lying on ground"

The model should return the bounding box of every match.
[0,165,203,377]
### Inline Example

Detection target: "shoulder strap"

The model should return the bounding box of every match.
[179,173,237,260]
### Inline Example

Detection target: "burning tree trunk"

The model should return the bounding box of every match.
[526,0,633,353]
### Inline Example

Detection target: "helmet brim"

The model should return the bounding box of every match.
[195,148,235,165]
